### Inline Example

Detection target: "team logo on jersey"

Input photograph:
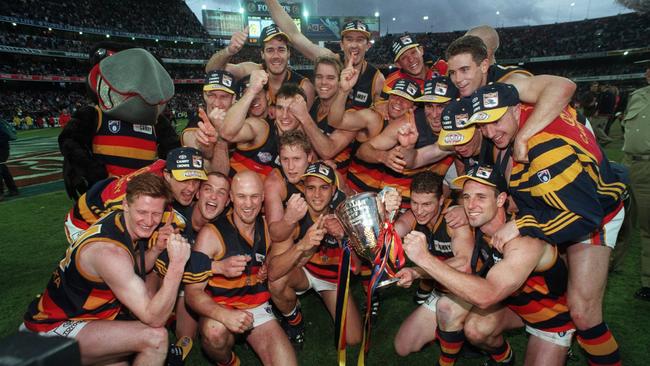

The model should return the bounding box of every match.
[354,91,368,103]
[434,82,448,96]
[256,253,266,263]
[483,92,499,108]
[537,169,551,183]
[455,113,469,127]
[133,124,153,134]
[257,151,273,163]
[108,120,121,133]
[192,155,203,168]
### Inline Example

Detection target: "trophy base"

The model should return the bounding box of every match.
[376,276,399,288]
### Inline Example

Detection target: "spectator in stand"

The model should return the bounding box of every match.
[59,109,71,129]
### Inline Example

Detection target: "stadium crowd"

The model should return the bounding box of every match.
[4,1,650,365]
[0,0,209,38]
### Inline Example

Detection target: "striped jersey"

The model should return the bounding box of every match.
[509,104,625,245]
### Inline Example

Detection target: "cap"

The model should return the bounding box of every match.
[204,70,236,94]
[260,24,289,44]
[165,147,208,181]
[468,82,519,124]
[416,76,459,103]
[301,162,337,186]
[341,20,371,38]
[452,164,508,193]
[391,34,420,63]
[386,78,421,102]
[437,98,476,147]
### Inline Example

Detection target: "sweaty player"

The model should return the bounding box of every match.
[185,171,298,366]
[267,162,362,349]
[404,165,576,365]
[264,0,384,109]
[382,34,448,99]
[23,173,191,365]
[64,147,207,244]
[390,171,473,356]
[206,23,315,108]
[220,69,308,178]
[470,83,625,365]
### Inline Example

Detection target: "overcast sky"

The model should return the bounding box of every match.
[187,0,633,34]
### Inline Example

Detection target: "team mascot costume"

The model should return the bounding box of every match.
[59,45,179,199]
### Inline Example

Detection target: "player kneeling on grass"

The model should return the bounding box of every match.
[153,172,232,362]
[402,164,576,366]
[389,171,474,356]
[22,173,191,366]
[267,162,363,350]
[184,171,297,366]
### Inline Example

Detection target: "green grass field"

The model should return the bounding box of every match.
[1,126,648,365]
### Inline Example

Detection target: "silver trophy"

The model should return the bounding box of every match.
[335,191,399,287]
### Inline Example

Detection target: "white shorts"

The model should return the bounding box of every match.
[421,290,442,313]
[19,320,88,339]
[248,301,276,329]
[577,204,625,249]
[296,267,337,295]
[64,212,86,245]
[525,325,575,347]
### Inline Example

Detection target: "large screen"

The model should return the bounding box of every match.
[247,16,300,43]
[202,10,244,37]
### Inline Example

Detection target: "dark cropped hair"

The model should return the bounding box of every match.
[446,35,488,65]
[410,171,444,198]
[276,82,307,103]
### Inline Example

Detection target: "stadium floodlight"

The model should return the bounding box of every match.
[239,7,244,14]
[423,16,429,20]
[392,17,396,21]
[624,50,629,55]
[79,31,83,35]
[374,11,380,17]
[174,40,178,44]
[155,39,159,42]
[131,36,135,40]
[201,4,207,10]
[11,22,16,26]
[48,27,52,31]
[303,9,309,17]
[496,10,500,15]
[106,34,110,38]
[191,41,194,44]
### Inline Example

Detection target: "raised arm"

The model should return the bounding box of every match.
[91,234,190,327]
[505,73,576,162]
[205,26,260,79]
[220,70,269,143]
[328,58,359,128]
[264,0,334,61]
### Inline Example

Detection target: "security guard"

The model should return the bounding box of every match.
[622,61,650,301]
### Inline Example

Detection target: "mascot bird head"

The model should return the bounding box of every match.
[87,46,174,125]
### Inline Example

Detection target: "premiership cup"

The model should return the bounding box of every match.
[335,192,399,287]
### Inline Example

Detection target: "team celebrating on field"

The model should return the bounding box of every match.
[20,1,629,365]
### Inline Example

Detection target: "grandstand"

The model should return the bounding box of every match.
[1,1,648,126]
